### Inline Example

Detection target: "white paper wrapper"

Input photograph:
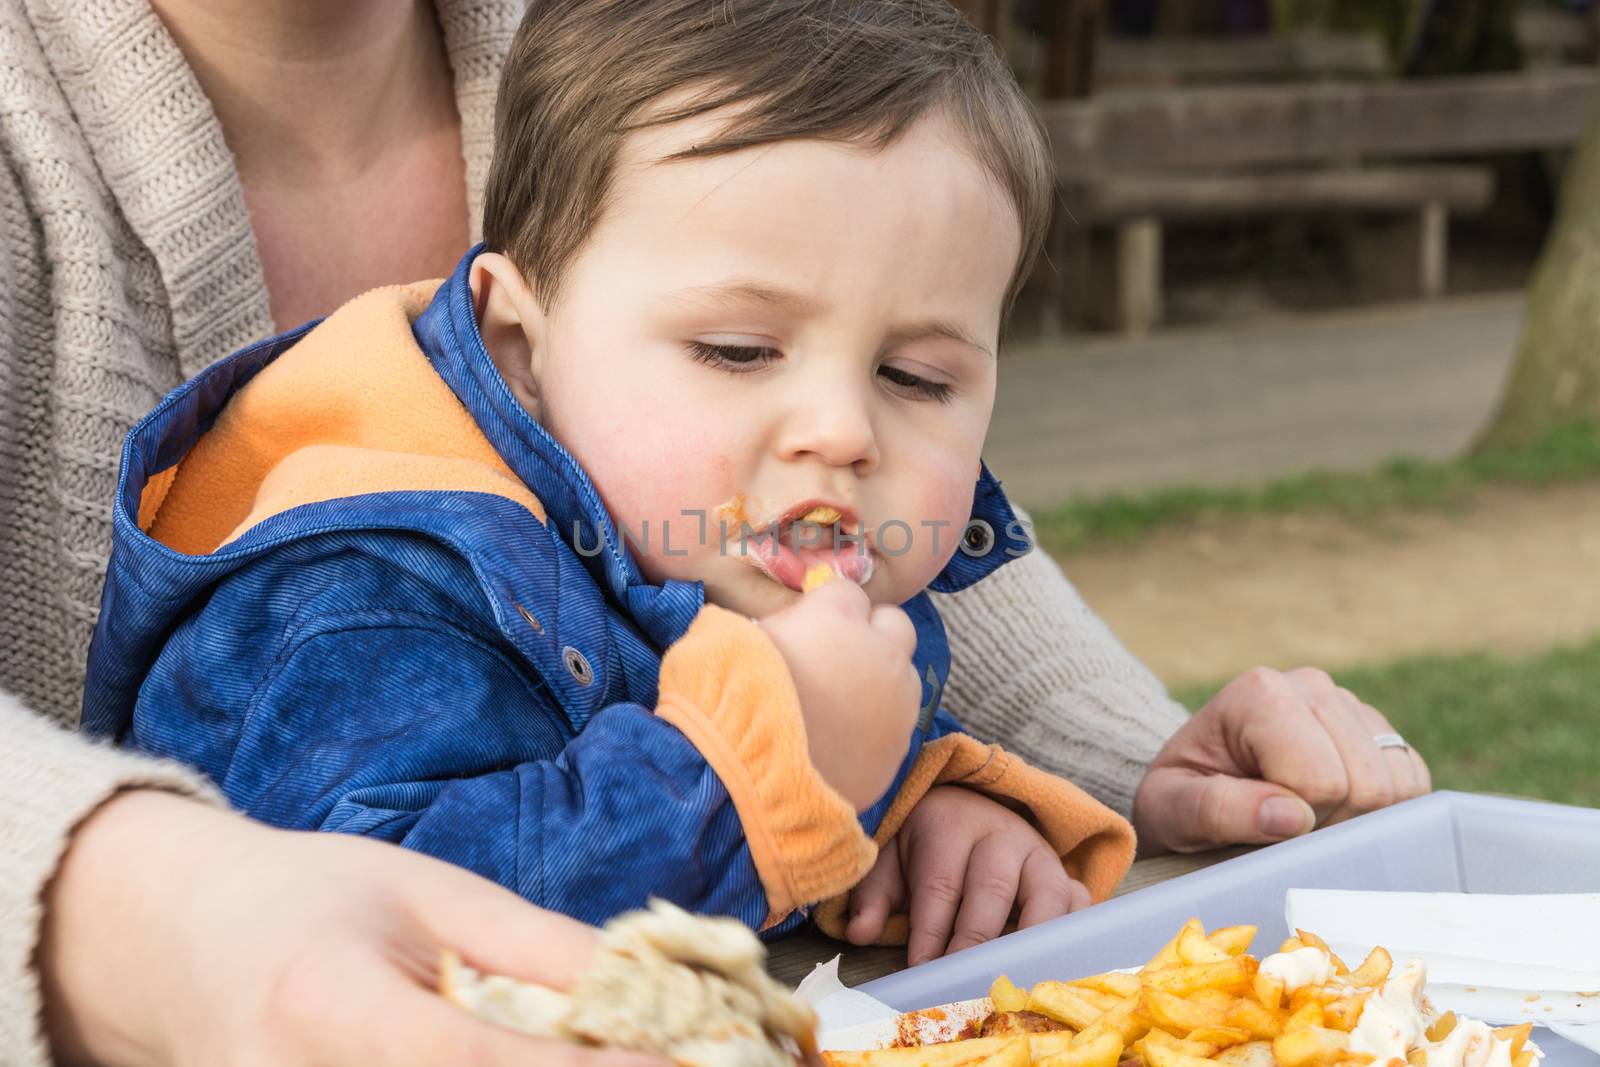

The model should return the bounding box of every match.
[796,957,989,1050]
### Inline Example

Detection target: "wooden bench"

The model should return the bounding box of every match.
[1096,30,1388,90]
[1037,68,1596,336]
[1082,165,1494,335]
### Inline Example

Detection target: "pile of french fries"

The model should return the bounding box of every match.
[821,919,1539,1067]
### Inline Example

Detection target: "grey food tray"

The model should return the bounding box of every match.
[859,792,1600,1064]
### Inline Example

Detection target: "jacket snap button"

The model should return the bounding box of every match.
[562,646,593,686]
[514,603,543,634]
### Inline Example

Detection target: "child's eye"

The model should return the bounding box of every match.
[686,341,780,369]
[879,364,954,404]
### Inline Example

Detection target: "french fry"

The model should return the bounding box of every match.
[1496,1023,1534,1058]
[1038,1031,1124,1067]
[1321,995,1365,1032]
[1148,920,1204,971]
[1141,1040,1227,1067]
[989,975,1027,1014]
[1178,925,1232,965]
[1206,926,1258,958]
[1253,972,1285,1010]
[1027,1032,1078,1059]
[973,1037,1029,1067]
[1144,958,1257,998]
[1188,1026,1251,1049]
[1029,982,1106,1030]
[821,1038,1006,1066]
[1140,1029,1221,1059]
[1187,990,1237,1013]
[1426,1012,1458,1043]
[1345,947,1392,990]
[1141,989,1222,1035]
[1076,988,1130,1014]
[1071,973,1143,999]
[1284,1001,1325,1033]
[1273,1025,1358,1067]
[1215,1040,1277,1067]
[1072,999,1149,1050]
[1223,998,1286,1041]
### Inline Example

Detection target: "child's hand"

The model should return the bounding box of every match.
[844,785,1092,965]
[758,578,922,812]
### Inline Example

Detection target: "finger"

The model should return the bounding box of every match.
[846,849,906,946]
[1226,668,1350,815]
[1409,746,1433,794]
[1137,766,1316,853]
[376,973,669,1067]
[409,859,600,990]
[903,835,970,966]
[868,604,918,659]
[810,574,872,618]
[1348,698,1428,803]
[944,835,1026,957]
[1295,675,1395,822]
[1014,848,1077,930]
[1066,879,1093,913]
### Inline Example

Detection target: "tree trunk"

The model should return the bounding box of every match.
[1477,95,1600,448]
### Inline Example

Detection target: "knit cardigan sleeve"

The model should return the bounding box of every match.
[935,517,1192,819]
[0,694,223,1067]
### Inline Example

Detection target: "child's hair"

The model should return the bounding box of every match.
[482,0,1054,315]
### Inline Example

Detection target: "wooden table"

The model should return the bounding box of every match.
[765,846,1254,987]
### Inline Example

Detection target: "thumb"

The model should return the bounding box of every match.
[1138,767,1316,854]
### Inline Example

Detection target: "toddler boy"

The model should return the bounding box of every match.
[85,0,1134,960]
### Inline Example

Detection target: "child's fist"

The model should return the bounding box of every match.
[844,785,1092,965]
[758,577,922,812]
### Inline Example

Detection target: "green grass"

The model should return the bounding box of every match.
[1171,636,1600,808]
[1030,421,1600,557]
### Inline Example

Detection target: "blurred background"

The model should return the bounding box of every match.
[955,0,1600,806]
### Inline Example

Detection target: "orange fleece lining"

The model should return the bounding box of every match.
[811,734,1137,943]
[655,607,876,927]
[139,281,544,553]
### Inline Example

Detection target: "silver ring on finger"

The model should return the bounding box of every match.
[1373,732,1409,752]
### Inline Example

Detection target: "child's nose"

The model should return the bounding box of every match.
[774,386,880,473]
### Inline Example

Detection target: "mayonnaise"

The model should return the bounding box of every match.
[1259,947,1336,992]
[1425,1019,1516,1067]
[1346,959,1537,1067]
[1350,959,1430,1066]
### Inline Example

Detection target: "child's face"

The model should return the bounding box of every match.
[478,109,1020,619]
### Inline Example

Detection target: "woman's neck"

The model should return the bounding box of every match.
[150,0,460,189]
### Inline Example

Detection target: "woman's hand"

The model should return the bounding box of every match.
[39,790,666,1067]
[1132,667,1431,856]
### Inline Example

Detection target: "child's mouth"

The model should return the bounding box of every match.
[740,503,876,593]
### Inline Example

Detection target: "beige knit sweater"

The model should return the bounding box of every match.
[0,0,1188,1063]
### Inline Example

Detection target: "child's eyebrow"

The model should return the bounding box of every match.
[883,321,994,361]
[663,281,994,358]
[663,281,823,315]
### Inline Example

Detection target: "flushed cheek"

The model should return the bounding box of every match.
[873,474,982,596]
[577,427,737,582]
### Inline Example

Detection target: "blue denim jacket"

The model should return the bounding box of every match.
[82,246,1031,933]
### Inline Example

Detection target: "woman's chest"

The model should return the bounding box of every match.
[246,136,472,333]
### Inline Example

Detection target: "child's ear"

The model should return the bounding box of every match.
[469,252,547,417]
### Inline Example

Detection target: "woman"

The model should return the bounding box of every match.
[0,1,1427,1063]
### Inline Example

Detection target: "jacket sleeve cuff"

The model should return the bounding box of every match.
[653,607,876,928]
[811,734,1136,943]
[0,698,224,1067]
